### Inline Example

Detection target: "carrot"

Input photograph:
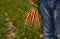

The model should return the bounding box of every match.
[31,9,35,23]
[25,11,31,25]
[34,9,40,27]
[25,8,40,28]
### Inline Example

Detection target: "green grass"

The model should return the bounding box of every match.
[0,0,43,39]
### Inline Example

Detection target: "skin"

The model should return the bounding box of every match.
[30,0,37,7]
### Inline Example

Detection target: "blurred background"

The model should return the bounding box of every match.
[0,0,43,39]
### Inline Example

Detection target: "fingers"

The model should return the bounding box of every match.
[30,2,37,7]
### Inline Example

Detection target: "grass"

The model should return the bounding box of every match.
[0,0,43,39]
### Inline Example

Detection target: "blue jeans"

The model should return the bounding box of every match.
[40,0,60,39]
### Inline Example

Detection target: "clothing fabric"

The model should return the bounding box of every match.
[40,0,60,39]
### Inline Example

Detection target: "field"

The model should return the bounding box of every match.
[0,0,43,39]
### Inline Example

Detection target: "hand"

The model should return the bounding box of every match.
[30,2,37,7]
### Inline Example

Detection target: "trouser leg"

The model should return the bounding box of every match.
[40,4,54,39]
[54,2,60,39]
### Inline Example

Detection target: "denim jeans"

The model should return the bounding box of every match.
[40,0,60,39]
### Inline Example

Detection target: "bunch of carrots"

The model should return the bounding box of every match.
[24,8,40,28]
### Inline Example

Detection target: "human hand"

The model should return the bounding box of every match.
[30,1,37,7]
